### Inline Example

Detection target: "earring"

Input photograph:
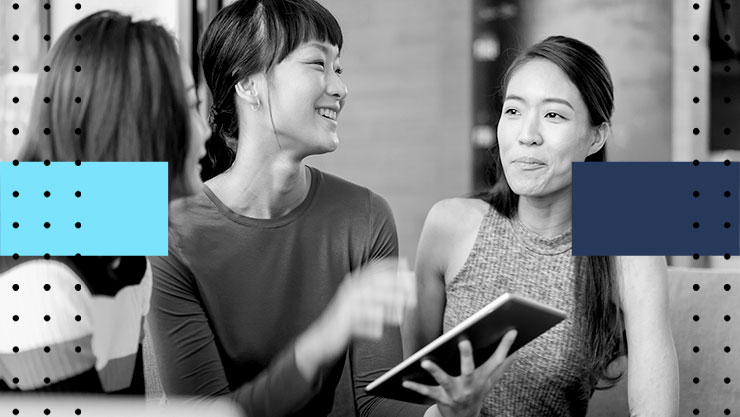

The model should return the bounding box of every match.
[250,99,261,112]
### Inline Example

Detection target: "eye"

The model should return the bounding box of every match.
[545,112,564,119]
[311,60,326,69]
[335,66,344,76]
[504,108,520,116]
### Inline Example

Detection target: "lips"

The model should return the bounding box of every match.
[512,157,545,165]
[316,107,338,121]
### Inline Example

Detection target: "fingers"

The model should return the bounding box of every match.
[479,329,518,377]
[458,339,475,376]
[401,380,446,403]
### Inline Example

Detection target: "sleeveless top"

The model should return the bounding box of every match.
[443,206,591,416]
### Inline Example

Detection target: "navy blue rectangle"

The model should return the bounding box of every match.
[572,162,739,256]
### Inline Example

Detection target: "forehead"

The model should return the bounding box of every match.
[292,40,340,57]
[506,59,579,102]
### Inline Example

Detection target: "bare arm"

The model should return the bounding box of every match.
[617,256,679,416]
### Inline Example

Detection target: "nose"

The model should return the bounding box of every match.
[327,72,348,101]
[518,113,542,146]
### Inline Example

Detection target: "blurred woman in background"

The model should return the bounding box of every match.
[0,10,209,394]
[406,35,679,416]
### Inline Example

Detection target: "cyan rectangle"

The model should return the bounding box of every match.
[0,162,168,256]
[572,162,739,256]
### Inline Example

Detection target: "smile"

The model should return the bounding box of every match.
[316,108,338,121]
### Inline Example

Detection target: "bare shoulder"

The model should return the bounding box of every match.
[426,197,489,236]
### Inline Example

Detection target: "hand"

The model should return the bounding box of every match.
[296,258,416,379]
[403,330,518,417]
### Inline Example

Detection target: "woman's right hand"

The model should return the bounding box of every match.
[294,259,416,381]
[405,330,518,417]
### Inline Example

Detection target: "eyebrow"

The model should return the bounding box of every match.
[304,42,341,58]
[504,95,574,111]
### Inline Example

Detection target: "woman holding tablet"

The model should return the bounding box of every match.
[406,36,679,416]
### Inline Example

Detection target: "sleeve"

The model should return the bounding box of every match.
[147,229,323,417]
[353,192,431,416]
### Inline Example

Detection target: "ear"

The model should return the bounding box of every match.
[234,78,260,107]
[587,122,610,157]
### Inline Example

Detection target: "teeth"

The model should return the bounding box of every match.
[317,108,337,120]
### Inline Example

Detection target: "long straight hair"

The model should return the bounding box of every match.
[477,35,624,390]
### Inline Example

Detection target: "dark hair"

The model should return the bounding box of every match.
[477,35,623,390]
[20,11,192,199]
[199,0,343,179]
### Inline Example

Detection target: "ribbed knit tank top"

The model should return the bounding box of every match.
[443,205,591,416]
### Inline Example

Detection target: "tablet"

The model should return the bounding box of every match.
[365,293,566,401]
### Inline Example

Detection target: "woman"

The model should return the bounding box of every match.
[405,35,679,416]
[0,11,210,393]
[147,1,513,416]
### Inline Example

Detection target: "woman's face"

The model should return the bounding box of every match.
[263,40,347,157]
[497,58,600,199]
[182,65,210,193]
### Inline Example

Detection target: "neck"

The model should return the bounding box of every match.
[516,186,572,238]
[207,137,310,219]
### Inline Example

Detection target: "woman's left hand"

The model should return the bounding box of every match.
[402,330,518,417]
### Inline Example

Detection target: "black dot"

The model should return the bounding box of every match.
[75,96,82,103]
[75,346,81,353]
[693,128,700,135]
[726,34,732,41]
[12,65,19,72]
[43,253,50,260]
[725,128,732,135]
[43,3,50,10]
[12,315,19,321]
[12,34,19,41]
[725,346,731,353]
[12,346,19,353]
[12,254,19,260]
[44,284,50,291]
[75,222,82,229]
[75,284,82,291]
[726,160,732,166]
[725,65,732,73]
[43,128,51,135]
[75,315,81,321]
[44,34,50,41]
[12,128,19,135]
[693,3,699,9]
[693,190,700,197]
[726,377,732,384]
[693,65,700,72]
[693,34,700,41]
[12,222,19,228]
[43,97,50,103]
[12,377,19,384]
[12,3,19,9]
[43,377,50,384]
[12,159,19,166]
[44,315,50,321]
[725,222,731,228]
[74,128,81,135]
[693,377,700,384]
[725,409,731,416]
[75,3,81,9]
[75,409,81,415]
[693,314,700,321]
[75,65,81,72]
[693,346,700,353]
[44,190,50,197]
[75,34,81,41]
[44,409,50,415]
[12,284,19,291]
[693,159,700,166]
[726,315,732,321]
[12,97,19,103]
[13,190,19,197]
[726,254,732,260]
[44,160,50,166]
[693,96,700,103]
[12,410,18,416]
[44,65,50,72]
[725,97,732,103]
[693,222,700,229]
[44,222,51,229]
[44,346,50,353]
[75,160,82,166]
[726,191,732,198]
[75,190,82,198]
[693,281,700,289]
[75,253,81,257]
[726,284,732,291]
